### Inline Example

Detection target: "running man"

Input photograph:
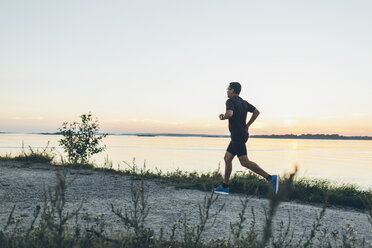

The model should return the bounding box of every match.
[213,82,279,195]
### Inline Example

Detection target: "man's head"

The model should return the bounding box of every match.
[227,82,241,98]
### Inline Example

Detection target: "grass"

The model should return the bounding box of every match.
[0,141,55,164]
[118,160,372,211]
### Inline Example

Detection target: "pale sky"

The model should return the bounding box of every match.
[1,0,371,135]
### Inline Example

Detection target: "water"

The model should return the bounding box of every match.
[1,134,371,189]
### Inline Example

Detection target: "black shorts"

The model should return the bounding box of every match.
[226,140,247,157]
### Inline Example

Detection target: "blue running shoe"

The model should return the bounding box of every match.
[271,175,280,194]
[213,184,229,195]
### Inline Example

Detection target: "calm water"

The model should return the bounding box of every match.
[0,134,371,189]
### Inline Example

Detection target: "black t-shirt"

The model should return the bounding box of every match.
[226,96,256,142]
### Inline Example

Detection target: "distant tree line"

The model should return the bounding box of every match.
[23,132,372,140]
[252,134,372,140]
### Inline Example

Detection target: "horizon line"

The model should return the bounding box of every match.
[1,131,372,140]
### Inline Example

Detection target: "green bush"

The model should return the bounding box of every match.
[58,112,107,164]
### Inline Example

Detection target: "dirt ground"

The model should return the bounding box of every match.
[0,160,371,246]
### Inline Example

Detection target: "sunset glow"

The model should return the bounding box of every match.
[1,1,371,136]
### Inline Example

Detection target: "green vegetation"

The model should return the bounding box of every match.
[1,147,372,211]
[119,160,372,211]
[0,141,55,163]
[1,165,371,248]
[58,112,107,164]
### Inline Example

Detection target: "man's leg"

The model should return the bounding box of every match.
[213,151,235,194]
[224,151,235,184]
[239,155,280,193]
[238,155,270,180]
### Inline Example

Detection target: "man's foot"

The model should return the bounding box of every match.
[213,184,229,195]
[271,175,280,194]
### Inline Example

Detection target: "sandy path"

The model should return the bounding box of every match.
[0,161,371,246]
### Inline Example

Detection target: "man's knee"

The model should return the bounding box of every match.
[238,155,250,167]
[224,153,234,163]
[224,156,232,163]
[238,154,248,162]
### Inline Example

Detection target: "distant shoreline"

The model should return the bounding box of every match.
[1,132,372,140]
[124,133,372,140]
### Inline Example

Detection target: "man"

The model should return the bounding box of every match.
[213,82,279,195]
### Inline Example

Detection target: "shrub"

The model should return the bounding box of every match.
[58,112,107,164]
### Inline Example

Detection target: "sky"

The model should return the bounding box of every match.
[0,0,371,136]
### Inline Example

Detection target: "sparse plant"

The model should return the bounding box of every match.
[10,141,56,163]
[34,168,84,247]
[167,191,224,248]
[103,155,113,170]
[303,202,327,248]
[363,196,372,226]
[230,194,249,242]
[194,191,225,246]
[260,167,297,247]
[271,212,294,248]
[111,179,154,247]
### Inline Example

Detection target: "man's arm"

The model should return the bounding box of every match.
[247,109,260,127]
[219,110,233,120]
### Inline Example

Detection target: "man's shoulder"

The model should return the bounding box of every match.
[231,96,243,100]
[232,96,246,103]
[227,96,248,104]
[235,96,250,104]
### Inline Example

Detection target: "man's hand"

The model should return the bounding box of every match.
[220,110,233,120]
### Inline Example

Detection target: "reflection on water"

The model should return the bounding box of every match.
[0,134,371,189]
